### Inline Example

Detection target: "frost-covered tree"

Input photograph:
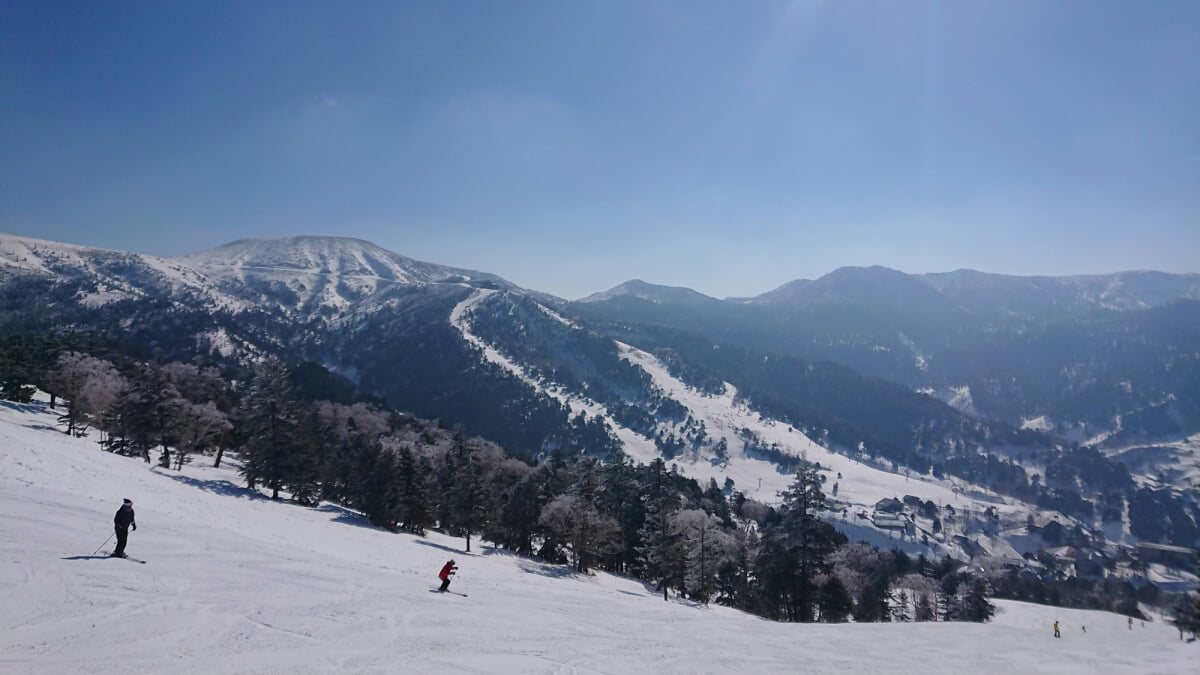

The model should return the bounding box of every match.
[539,494,622,574]
[672,509,734,604]
[107,362,184,465]
[46,352,122,437]
[894,573,940,622]
[172,400,232,470]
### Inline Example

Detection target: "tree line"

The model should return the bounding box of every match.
[1,333,997,624]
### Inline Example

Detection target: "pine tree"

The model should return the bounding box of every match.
[759,459,844,622]
[238,360,301,499]
[359,442,401,528]
[448,446,488,552]
[962,578,995,622]
[497,470,545,554]
[636,462,682,600]
[915,593,936,622]
[715,529,754,610]
[854,570,892,623]
[108,362,182,464]
[284,409,324,505]
[817,576,854,623]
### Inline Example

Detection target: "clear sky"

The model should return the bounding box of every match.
[3,1,1198,300]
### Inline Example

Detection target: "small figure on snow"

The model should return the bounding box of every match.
[1053,620,1060,638]
[1127,617,1133,630]
[438,559,458,592]
[1081,626,1086,633]
[112,498,136,558]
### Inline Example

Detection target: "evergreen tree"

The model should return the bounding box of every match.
[238,360,301,499]
[914,593,936,622]
[715,529,755,611]
[817,576,854,623]
[854,570,892,623]
[284,408,324,505]
[757,460,845,622]
[358,441,401,528]
[108,362,182,464]
[636,460,683,600]
[0,334,38,403]
[397,448,434,534]
[447,444,488,552]
[496,469,547,554]
[961,578,996,622]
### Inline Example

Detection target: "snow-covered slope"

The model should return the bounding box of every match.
[179,236,513,287]
[452,292,1072,560]
[0,233,516,324]
[0,234,247,311]
[177,236,515,320]
[2,397,1193,675]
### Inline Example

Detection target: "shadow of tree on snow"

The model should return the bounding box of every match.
[158,471,265,501]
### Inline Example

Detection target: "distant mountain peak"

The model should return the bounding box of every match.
[176,235,516,290]
[576,279,719,305]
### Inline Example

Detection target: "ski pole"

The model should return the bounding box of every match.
[92,533,115,556]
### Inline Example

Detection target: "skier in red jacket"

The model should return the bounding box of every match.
[438,559,458,592]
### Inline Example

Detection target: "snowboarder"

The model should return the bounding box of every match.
[112,498,136,558]
[1128,617,1133,630]
[438,559,458,592]
[1053,620,1060,638]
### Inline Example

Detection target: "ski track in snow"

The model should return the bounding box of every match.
[620,340,1020,513]
[1,397,1194,674]
[449,290,659,459]
[450,290,1027,558]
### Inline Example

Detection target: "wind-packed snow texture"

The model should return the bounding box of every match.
[2,397,1193,674]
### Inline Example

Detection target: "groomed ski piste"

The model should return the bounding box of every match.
[2,395,1194,674]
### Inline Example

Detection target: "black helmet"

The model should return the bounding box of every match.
[123,498,132,505]
[449,559,456,564]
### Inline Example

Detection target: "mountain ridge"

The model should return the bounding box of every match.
[3,232,1197,554]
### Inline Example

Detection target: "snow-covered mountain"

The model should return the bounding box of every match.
[0,234,248,311]
[177,236,517,322]
[2,395,1194,675]
[3,232,1197,556]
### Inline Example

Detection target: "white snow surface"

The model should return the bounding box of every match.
[2,397,1193,674]
[616,343,1018,515]
[1022,416,1054,432]
[1,398,1195,675]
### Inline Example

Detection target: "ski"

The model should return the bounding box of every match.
[109,553,146,564]
[430,588,467,597]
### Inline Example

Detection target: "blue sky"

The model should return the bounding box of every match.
[3,1,1198,299]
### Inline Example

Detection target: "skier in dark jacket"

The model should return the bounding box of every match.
[438,559,458,592]
[112,499,136,558]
